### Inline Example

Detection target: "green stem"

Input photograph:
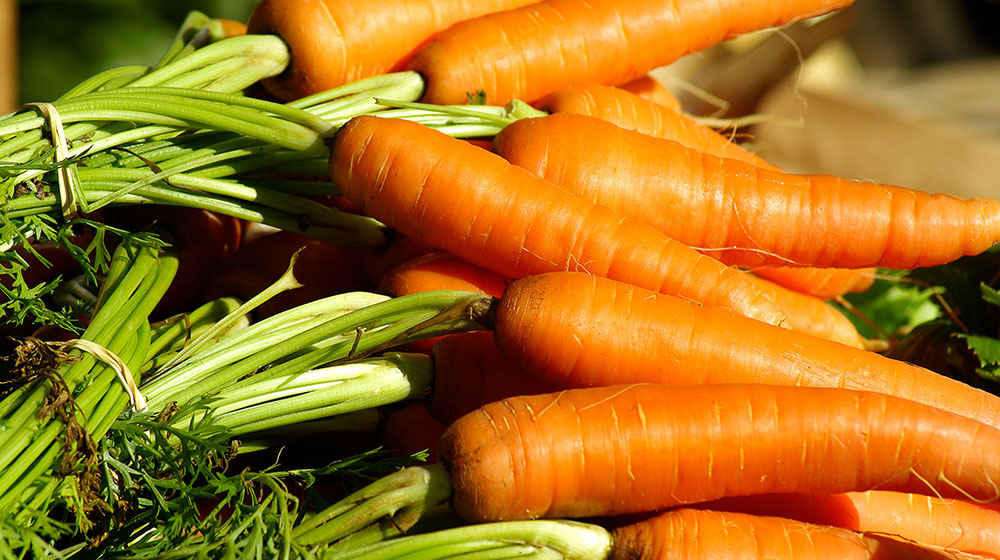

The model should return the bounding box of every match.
[331,520,613,560]
[126,35,288,90]
[146,296,246,367]
[142,291,490,413]
[207,353,433,436]
[293,464,453,547]
[236,409,380,453]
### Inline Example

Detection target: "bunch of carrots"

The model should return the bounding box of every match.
[6,0,1000,558]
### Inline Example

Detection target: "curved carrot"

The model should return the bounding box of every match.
[610,508,985,560]
[490,272,1000,429]
[440,383,1000,521]
[755,273,867,347]
[614,75,681,112]
[493,113,1000,269]
[378,252,510,299]
[532,83,877,298]
[427,331,555,426]
[246,0,535,100]
[360,233,439,287]
[329,115,787,326]
[754,265,877,300]
[407,0,853,105]
[698,491,1000,559]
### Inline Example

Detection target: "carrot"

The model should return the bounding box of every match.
[245,0,536,101]
[427,331,555,425]
[489,271,1000,429]
[534,83,775,168]
[754,273,867,347]
[698,491,1000,558]
[614,75,681,112]
[378,252,510,300]
[610,508,986,560]
[754,265,877,300]
[360,234,439,287]
[440,383,1000,521]
[407,0,854,105]
[216,18,248,38]
[493,112,1000,269]
[329,115,787,326]
[376,252,510,354]
[380,402,447,463]
[532,83,878,299]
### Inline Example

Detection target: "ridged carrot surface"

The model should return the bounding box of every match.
[755,274,867,347]
[491,272,1000,429]
[439,383,1000,521]
[408,0,854,105]
[753,265,877,300]
[533,83,879,300]
[329,115,786,326]
[614,75,682,112]
[494,113,1000,269]
[246,0,535,100]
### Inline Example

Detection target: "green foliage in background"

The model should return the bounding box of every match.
[17,0,258,103]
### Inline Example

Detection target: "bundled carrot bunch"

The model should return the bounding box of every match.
[5,1,1000,558]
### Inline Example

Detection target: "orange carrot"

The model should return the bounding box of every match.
[360,233,439,287]
[407,0,853,105]
[489,272,1000,429]
[216,18,248,38]
[533,83,877,298]
[609,508,986,560]
[754,273,867,347]
[493,113,1000,269]
[754,265,877,300]
[534,83,776,168]
[427,331,556,426]
[376,252,509,354]
[380,402,447,463]
[698,491,1000,559]
[245,0,536,101]
[614,75,681,112]
[329,115,787,326]
[440,383,1000,521]
[378,252,510,299]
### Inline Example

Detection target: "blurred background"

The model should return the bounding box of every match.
[1,0,998,196]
